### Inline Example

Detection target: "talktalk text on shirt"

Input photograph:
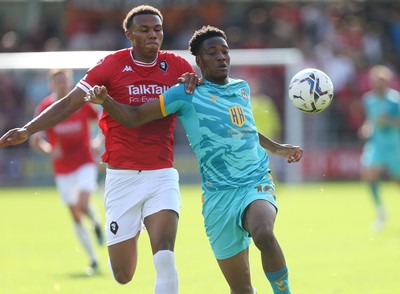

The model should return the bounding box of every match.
[127,84,169,95]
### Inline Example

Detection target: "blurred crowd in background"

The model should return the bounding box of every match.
[1,0,400,183]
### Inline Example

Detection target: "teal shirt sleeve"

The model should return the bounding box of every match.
[160,83,192,116]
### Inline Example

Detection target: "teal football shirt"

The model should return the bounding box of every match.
[363,88,400,148]
[361,88,400,176]
[160,78,270,192]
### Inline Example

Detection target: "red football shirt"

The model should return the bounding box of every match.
[77,48,195,170]
[35,94,99,174]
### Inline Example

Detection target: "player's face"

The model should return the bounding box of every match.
[126,14,164,62]
[371,75,389,94]
[49,72,72,98]
[197,36,230,85]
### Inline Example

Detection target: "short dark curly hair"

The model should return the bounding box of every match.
[188,26,227,56]
[123,5,163,31]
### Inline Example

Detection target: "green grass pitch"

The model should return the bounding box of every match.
[1,182,399,293]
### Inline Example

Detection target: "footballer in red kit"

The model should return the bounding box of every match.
[29,69,104,276]
[78,49,194,170]
[0,6,199,293]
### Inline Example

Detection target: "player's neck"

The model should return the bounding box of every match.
[131,48,158,64]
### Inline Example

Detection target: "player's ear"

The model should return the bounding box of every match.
[195,55,202,68]
[125,30,132,41]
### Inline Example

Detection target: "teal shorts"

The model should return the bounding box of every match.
[201,173,277,260]
[361,143,400,178]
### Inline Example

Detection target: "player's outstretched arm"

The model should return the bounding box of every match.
[87,85,164,128]
[0,88,86,148]
[258,132,303,163]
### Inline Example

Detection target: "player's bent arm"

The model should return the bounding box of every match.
[258,131,303,163]
[258,132,280,153]
[91,85,164,127]
[101,95,164,128]
[29,133,52,155]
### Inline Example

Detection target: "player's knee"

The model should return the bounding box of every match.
[71,212,82,223]
[78,202,89,214]
[251,224,276,251]
[108,259,136,285]
[112,268,135,284]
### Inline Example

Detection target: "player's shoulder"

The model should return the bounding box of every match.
[35,94,56,112]
[362,90,375,102]
[40,95,56,107]
[229,77,247,85]
[98,48,131,65]
[104,48,131,60]
[107,48,130,58]
[86,48,131,76]
[387,88,400,102]
[229,78,250,90]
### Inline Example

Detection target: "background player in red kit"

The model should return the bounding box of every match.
[0,5,198,293]
[29,68,104,274]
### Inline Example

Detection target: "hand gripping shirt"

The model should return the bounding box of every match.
[160,78,270,192]
[77,48,194,170]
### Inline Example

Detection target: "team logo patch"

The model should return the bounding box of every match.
[159,61,168,72]
[110,221,119,235]
[229,106,246,127]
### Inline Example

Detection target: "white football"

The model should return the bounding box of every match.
[288,68,334,113]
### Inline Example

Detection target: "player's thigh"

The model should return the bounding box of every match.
[76,163,98,193]
[217,248,252,292]
[241,173,277,235]
[142,168,181,253]
[243,199,277,237]
[108,234,140,274]
[55,173,78,205]
[67,203,82,222]
[144,209,179,254]
[76,191,90,211]
[361,144,385,181]
[361,165,384,181]
[104,169,146,247]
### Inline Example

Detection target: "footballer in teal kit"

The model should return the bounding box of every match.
[161,79,278,261]
[361,86,400,174]
[86,26,303,294]
[359,65,400,232]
